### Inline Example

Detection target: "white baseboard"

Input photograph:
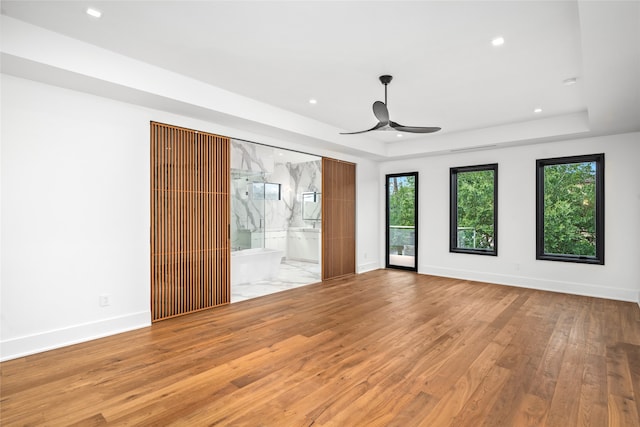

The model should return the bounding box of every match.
[0,311,151,362]
[358,261,380,274]
[420,265,640,303]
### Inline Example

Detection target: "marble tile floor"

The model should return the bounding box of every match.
[231,259,321,303]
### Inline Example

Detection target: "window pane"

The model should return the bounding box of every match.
[264,183,281,200]
[389,176,415,228]
[543,161,597,257]
[251,182,264,200]
[456,169,495,251]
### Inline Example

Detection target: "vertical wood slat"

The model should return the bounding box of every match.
[322,158,356,280]
[150,122,230,322]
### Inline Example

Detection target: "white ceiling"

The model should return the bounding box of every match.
[1,1,639,159]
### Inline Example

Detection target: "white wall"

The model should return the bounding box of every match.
[356,159,381,273]
[1,75,150,361]
[380,132,640,303]
[0,74,380,360]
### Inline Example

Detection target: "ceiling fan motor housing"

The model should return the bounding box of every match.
[379,75,393,85]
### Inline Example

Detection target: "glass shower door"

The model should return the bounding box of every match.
[249,181,266,248]
[230,172,266,251]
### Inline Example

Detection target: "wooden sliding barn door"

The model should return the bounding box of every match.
[150,122,230,321]
[322,158,356,280]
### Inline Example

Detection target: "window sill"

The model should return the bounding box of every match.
[536,254,604,265]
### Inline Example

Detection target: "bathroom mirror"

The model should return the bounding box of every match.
[302,192,321,220]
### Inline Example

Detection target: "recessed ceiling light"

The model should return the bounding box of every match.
[534,108,542,113]
[563,77,577,86]
[308,99,317,105]
[396,133,403,138]
[491,37,505,47]
[86,7,102,18]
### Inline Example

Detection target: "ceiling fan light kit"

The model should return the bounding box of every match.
[340,75,441,135]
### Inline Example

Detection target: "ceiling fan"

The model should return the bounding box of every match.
[340,75,441,135]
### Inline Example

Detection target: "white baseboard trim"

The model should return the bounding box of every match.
[420,265,640,303]
[358,261,380,274]
[0,311,151,362]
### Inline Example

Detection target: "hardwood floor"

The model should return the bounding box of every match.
[1,270,639,426]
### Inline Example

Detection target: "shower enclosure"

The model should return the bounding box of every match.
[230,171,285,287]
[231,171,283,252]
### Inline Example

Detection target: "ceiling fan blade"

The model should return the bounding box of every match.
[372,101,389,123]
[340,121,386,135]
[390,121,441,134]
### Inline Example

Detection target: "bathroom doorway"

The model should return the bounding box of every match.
[230,139,322,302]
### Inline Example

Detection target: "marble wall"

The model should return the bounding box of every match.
[230,139,321,251]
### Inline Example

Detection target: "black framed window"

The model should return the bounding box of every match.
[536,154,604,264]
[251,182,281,200]
[450,164,498,256]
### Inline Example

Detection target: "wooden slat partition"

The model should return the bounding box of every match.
[322,158,356,280]
[150,122,230,321]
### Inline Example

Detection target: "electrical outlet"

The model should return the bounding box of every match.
[99,294,110,307]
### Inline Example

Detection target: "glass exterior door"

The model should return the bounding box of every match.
[386,173,418,271]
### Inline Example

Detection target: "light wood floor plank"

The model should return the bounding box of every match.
[1,270,639,426]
